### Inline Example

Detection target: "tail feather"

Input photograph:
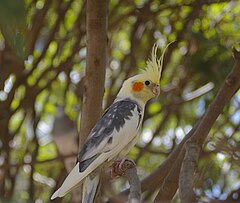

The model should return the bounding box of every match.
[82,174,100,203]
[51,163,83,200]
[51,153,108,200]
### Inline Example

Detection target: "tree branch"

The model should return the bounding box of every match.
[79,0,108,144]
[113,160,141,203]
[140,124,199,192]
[133,47,240,203]
[191,48,240,145]
[154,48,240,202]
[153,149,186,203]
[179,140,201,203]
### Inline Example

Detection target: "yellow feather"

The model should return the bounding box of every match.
[143,41,175,84]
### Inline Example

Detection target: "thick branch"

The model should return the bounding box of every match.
[142,47,240,195]
[179,140,201,203]
[141,124,198,192]
[153,149,186,203]
[191,48,240,145]
[79,0,108,145]
[153,48,240,202]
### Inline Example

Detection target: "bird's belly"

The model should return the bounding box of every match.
[107,128,140,161]
[117,134,139,158]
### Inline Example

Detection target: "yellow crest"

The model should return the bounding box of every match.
[143,42,174,84]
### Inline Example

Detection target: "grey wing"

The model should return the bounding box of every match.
[77,99,142,172]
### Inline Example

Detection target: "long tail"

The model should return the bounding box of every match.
[51,153,108,200]
[51,163,83,200]
[82,174,100,203]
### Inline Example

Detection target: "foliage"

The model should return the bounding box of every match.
[0,0,240,202]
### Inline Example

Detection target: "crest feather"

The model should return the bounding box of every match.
[144,41,174,84]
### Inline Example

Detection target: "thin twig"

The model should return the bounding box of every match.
[0,153,78,169]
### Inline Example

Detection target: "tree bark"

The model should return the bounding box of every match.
[79,0,108,145]
[75,1,108,202]
[179,140,200,203]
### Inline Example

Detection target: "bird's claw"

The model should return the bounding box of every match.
[111,158,136,178]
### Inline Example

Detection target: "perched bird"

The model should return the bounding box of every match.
[51,43,167,202]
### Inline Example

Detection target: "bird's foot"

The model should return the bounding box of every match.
[111,158,136,178]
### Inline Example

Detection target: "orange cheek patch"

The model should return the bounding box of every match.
[132,82,144,92]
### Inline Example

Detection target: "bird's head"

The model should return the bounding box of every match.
[117,43,169,106]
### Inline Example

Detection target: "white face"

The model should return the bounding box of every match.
[130,79,160,103]
[117,74,160,106]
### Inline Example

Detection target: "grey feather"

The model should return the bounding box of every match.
[78,98,142,172]
[79,154,100,172]
[82,175,100,203]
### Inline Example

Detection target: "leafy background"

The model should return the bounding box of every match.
[0,0,240,202]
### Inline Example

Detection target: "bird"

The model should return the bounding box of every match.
[51,43,168,202]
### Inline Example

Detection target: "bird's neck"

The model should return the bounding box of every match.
[115,95,146,109]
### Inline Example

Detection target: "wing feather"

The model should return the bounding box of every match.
[78,99,142,172]
[51,99,143,199]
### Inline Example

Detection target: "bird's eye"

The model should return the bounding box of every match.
[145,80,150,86]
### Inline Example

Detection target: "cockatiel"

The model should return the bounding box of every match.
[51,43,168,202]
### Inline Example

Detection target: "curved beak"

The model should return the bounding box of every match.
[152,85,160,97]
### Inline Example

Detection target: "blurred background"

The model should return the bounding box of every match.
[0,0,240,202]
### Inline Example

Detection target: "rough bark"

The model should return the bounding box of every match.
[79,0,108,145]
[179,140,200,203]
[76,0,108,202]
